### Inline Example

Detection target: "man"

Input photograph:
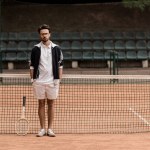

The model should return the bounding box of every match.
[30,24,63,137]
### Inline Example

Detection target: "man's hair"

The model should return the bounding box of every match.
[37,24,51,33]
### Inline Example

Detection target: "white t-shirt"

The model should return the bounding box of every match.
[35,42,54,84]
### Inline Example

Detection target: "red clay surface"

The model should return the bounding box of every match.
[0,133,150,150]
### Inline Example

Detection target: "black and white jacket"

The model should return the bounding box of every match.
[30,42,63,80]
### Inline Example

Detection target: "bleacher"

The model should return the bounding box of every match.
[0,31,150,69]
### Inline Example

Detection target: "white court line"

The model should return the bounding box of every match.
[129,107,150,126]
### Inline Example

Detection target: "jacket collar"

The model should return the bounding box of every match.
[35,41,57,48]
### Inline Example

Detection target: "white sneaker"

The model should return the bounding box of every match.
[36,129,46,137]
[47,129,56,137]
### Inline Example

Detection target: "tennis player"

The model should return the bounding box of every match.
[29,24,63,137]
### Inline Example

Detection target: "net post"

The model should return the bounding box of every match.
[109,50,119,83]
[109,50,118,75]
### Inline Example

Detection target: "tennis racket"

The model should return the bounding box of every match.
[15,96,29,135]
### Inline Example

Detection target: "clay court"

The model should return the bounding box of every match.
[1,72,150,150]
[1,133,150,150]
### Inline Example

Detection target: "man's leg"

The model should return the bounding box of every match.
[38,99,46,129]
[47,99,54,129]
[36,99,47,137]
[47,99,55,137]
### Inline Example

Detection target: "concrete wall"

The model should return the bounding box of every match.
[2,1,150,32]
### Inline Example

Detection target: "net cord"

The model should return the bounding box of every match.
[1,74,150,80]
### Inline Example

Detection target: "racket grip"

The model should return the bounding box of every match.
[23,96,26,107]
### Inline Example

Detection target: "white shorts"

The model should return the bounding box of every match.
[33,82,60,100]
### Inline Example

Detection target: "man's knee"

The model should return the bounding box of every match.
[47,100,54,107]
[38,100,45,108]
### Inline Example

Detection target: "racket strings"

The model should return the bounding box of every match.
[15,119,29,135]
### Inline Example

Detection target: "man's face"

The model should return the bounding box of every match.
[40,29,50,42]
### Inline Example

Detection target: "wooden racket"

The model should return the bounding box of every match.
[15,96,29,135]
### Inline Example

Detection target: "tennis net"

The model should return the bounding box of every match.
[0,74,150,134]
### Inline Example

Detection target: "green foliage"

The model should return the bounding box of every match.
[122,0,150,11]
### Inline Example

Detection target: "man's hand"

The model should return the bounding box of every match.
[31,78,34,84]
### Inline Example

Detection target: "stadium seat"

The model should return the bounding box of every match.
[137,50,148,59]
[17,32,29,41]
[114,31,124,40]
[81,32,92,40]
[60,41,71,50]
[146,32,150,40]
[60,32,72,40]
[51,32,60,41]
[105,50,118,60]
[60,41,71,60]
[117,51,126,60]
[126,51,137,59]
[104,40,114,50]
[104,51,111,60]
[124,31,135,40]
[125,40,136,50]
[82,41,93,59]
[136,40,147,50]
[135,31,146,40]
[29,32,39,40]
[147,41,150,50]
[148,51,150,59]
[1,41,7,51]
[93,40,103,50]
[17,52,28,61]
[103,31,113,40]
[8,32,18,41]
[27,52,31,60]
[82,41,92,50]
[1,32,8,41]
[71,32,81,40]
[18,41,28,51]
[2,52,5,61]
[6,41,17,51]
[93,51,105,60]
[5,52,17,61]
[28,41,37,51]
[71,40,82,60]
[93,41,104,60]
[71,41,82,50]
[115,40,125,50]
[92,32,103,40]
[83,51,93,59]
[72,52,83,60]
[63,51,72,60]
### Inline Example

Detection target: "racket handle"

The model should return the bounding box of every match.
[23,96,26,107]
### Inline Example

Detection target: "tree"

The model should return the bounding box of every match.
[122,0,150,11]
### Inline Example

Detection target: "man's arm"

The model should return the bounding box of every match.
[29,48,35,83]
[59,67,63,80]
[59,48,63,80]
[30,67,34,83]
